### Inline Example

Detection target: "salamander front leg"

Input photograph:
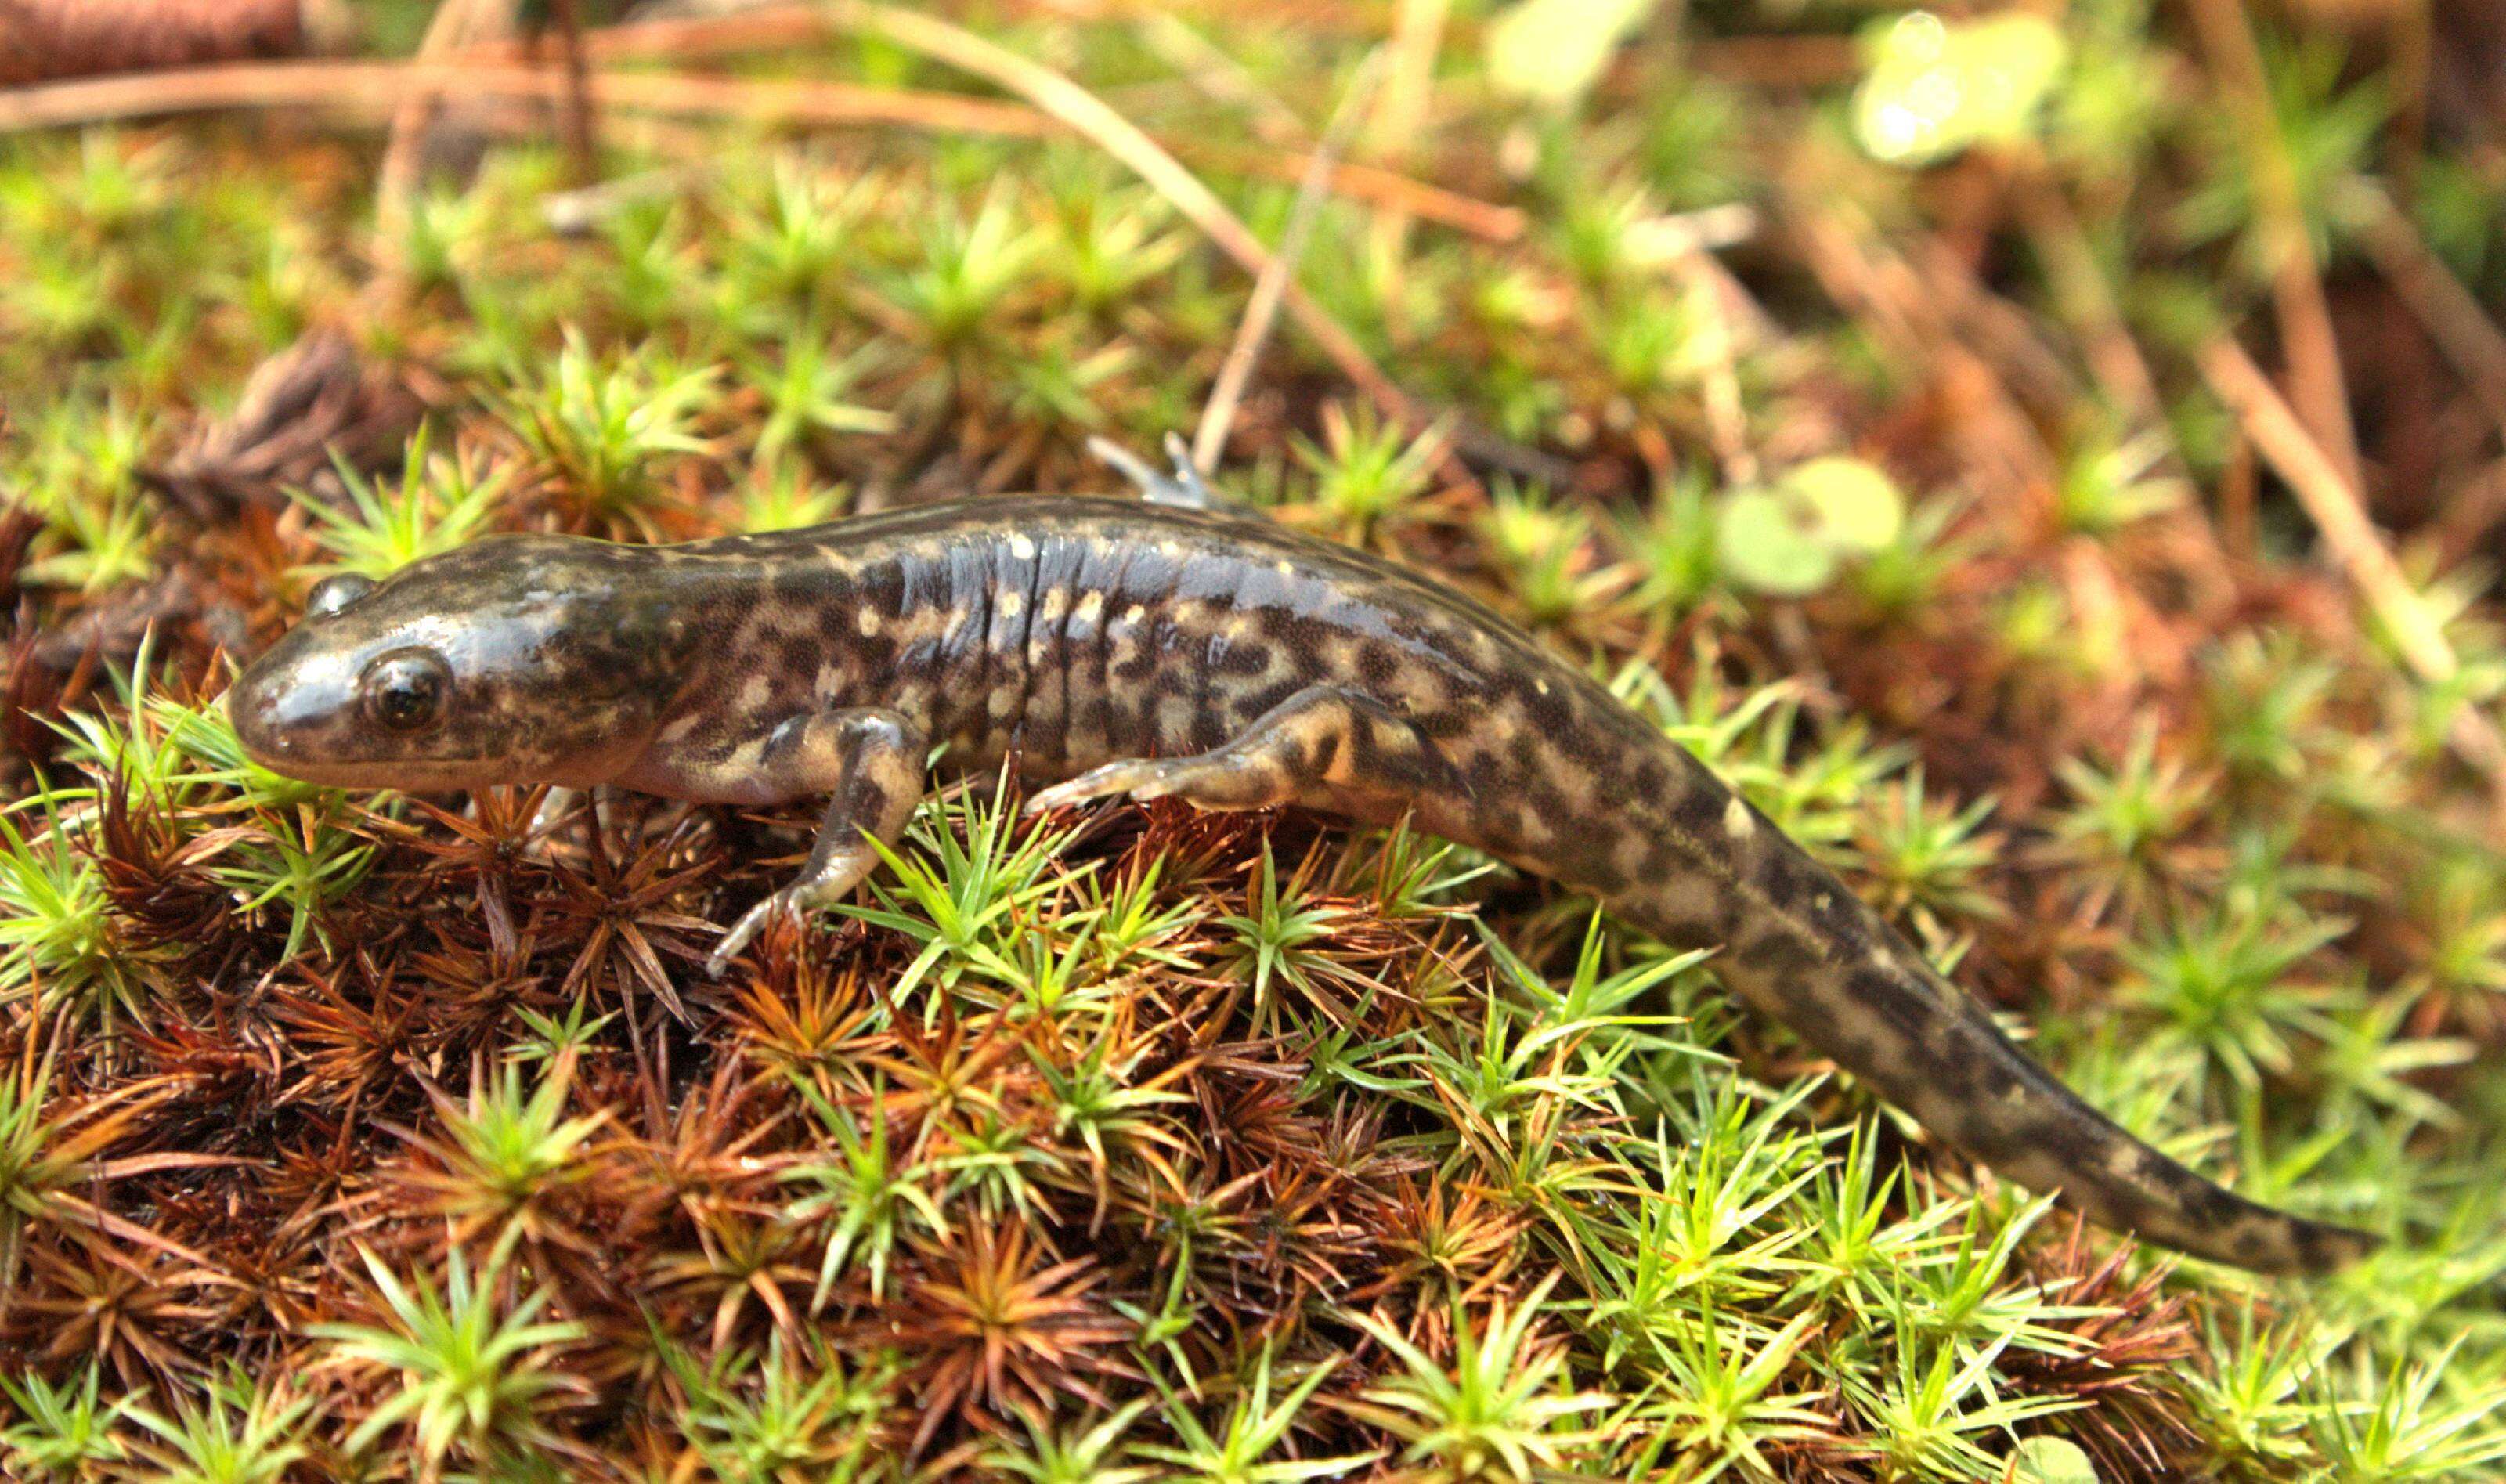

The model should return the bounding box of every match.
[1024,684,1466,821]
[702,707,926,977]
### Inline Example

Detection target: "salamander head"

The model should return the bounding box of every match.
[228,534,696,792]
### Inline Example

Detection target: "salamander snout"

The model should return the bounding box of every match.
[227,620,455,786]
[226,656,298,768]
[223,534,697,795]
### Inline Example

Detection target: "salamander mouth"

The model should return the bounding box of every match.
[237,753,501,793]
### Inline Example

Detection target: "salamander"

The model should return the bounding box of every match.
[224,453,2374,1276]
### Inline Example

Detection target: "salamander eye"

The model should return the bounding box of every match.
[305,574,376,619]
[359,648,450,733]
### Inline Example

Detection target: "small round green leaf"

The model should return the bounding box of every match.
[2010,1436,2100,1484]
[1716,486,1841,597]
[1854,10,2068,165]
[1783,456,1905,554]
[1486,0,1656,107]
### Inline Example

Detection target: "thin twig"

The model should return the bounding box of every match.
[2198,339,2446,677]
[593,4,1529,237]
[807,0,1426,443]
[1133,10,1302,143]
[803,0,1562,480]
[2183,0,2363,489]
[1211,146,1522,239]
[1193,52,1384,473]
[544,0,599,186]
[0,60,1059,138]
[2011,163,2168,429]
[0,50,1526,238]
[372,0,492,287]
[1362,0,1450,262]
[2199,336,2506,811]
[2350,179,2506,449]
[1785,193,2056,496]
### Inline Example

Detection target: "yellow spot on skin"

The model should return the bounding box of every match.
[1121,604,1146,627]
[1723,796,1755,839]
[997,591,1025,619]
[856,608,881,637]
[1657,878,1717,923]
[1038,588,1068,623]
[1616,836,1650,878]
[1008,534,1037,560]
[1535,678,1551,696]
[1073,591,1105,625]
[1273,560,1295,577]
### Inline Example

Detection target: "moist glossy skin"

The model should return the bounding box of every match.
[228,493,2375,1276]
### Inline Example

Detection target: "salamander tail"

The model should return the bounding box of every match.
[1609,815,2375,1276]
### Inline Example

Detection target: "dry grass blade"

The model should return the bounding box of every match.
[2183,0,2362,489]
[2199,335,2506,811]
[0,47,1525,239]
[802,0,1429,448]
[371,0,497,290]
[2351,179,2506,446]
[1192,50,1385,473]
[543,0,598,187]
[2199,338,2448,681]
[0,57,1054,137]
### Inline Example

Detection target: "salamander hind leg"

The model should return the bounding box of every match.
[1024,684,1466,821]
[701,707,927,976]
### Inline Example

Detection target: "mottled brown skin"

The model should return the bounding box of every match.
[228,493,2375,1276]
